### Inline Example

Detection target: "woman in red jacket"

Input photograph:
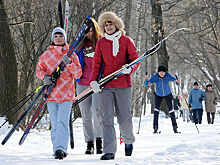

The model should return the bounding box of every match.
[90,11,139,160]
[36,27,82,159]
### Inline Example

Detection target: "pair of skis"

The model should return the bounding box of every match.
[1,12,93,146]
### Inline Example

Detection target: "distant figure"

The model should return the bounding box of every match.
[189,82,205,124]
[173,95,181,119]
[180,90,190,122]
[204,84,219,124]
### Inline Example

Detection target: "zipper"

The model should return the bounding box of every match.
[161,78,165,96]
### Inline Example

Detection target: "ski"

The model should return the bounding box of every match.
[72,28,190,110]
[58,0,63,29]
[1,85,46,145]
[63,0,69,37]
[60,0,74,149]
[18,16,93,145]
[69,110,74,149]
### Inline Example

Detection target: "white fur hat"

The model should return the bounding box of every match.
[51,27,66,41]
[98,11,125,34]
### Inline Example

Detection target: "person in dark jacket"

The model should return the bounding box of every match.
[189,82,205,124]
[173,95,181,119]
[204,84,219,124]
[145,65,180,133]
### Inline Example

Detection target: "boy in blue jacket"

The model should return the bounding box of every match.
[145,65,179,133]
[188,82,205,124]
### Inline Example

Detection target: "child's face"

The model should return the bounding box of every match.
[104,21,117,35]
[53,34,65,45]
[159,71,165,78]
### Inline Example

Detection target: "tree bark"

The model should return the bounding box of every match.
[151,0,169,115]
[0,0,18,124]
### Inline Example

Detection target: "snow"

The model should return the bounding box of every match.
[1,104,220,165]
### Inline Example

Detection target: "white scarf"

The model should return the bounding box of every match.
[104,31,122,57]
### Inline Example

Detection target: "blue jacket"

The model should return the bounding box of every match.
[146,72,176,97]
[188,88,205,109]
[75,48,84,82]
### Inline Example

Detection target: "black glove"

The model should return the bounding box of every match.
[188,104,192,109]
[199,98,203,102]
[43,75,56,86]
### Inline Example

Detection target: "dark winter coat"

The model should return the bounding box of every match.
[204,88,219,113]
[173,97,180,110]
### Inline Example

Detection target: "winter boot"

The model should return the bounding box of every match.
[207,112,211,124]
[85,141,94,154]
[100,153,115,160]
[173,126,179,133]
[125,144,133,156]
[96,137,103,154]
[153,126,158,134]
[211,113,215,124]
[54,150,67,160]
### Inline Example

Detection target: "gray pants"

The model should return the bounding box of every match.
[76,84,103,142]
[100,87,135,153]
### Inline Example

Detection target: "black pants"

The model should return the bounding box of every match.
[153,94,177,129]
[192,109,203,124]
[207,112,215,124]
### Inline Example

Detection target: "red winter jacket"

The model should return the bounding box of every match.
[90,34,139,88]
[36,43,82,103]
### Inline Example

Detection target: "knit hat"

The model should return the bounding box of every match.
[51,27,66,41]
[157,65,167,72]
[98,11,125,34]
[206,84,212,87]
[193,82,198,86]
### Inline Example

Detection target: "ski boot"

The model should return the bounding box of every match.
[173,126,180,133]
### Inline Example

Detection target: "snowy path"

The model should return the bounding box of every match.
[1,108,220,165]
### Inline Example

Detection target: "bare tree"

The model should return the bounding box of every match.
[0,0,18,124]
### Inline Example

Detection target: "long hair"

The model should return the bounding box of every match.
[77,18,102,52]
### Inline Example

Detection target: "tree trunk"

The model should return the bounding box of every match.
[151,0,169,115]
[0,0,18,124]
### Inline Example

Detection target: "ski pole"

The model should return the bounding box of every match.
[58,0,64,29]
[175,75,199,133]
[2,85,46,145]
[137,72,148,134]
[0,87,39,117]
[0,92,35,129]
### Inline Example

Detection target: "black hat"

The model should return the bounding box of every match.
[206,84,212,87]
[158,65,167,72]
[193,82,198,86]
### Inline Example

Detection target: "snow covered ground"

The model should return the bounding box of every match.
[1,104,220,165]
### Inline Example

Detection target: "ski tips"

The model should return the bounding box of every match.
[19,133,28,145]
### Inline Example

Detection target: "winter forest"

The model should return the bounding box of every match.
[0,0,220,164]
